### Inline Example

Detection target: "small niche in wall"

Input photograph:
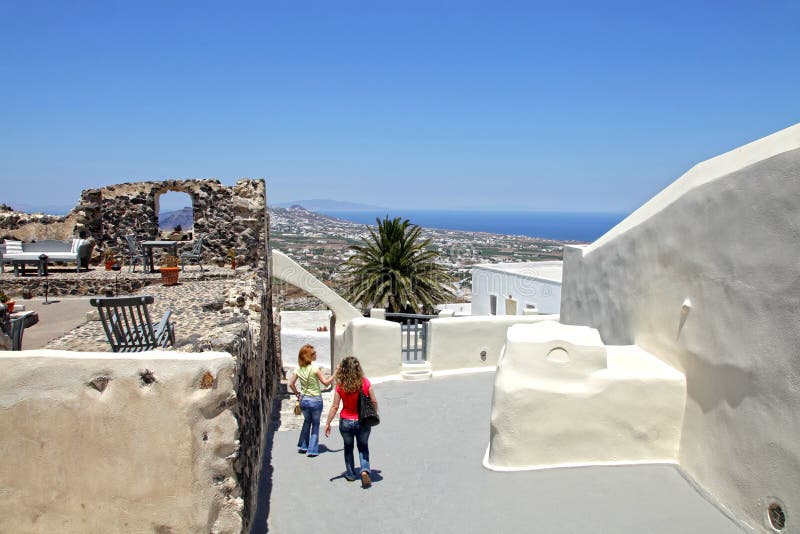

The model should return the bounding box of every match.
[767,499,786,531]
[546,347,570,364]
[489,295,497,315]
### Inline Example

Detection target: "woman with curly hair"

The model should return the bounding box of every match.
[289,344,335,457]
[324,356,378,487]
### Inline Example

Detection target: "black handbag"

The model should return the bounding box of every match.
[358,382,380,427]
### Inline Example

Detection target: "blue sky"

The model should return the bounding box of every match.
[1,1,798,213]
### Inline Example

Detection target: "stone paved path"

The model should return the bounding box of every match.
[44,278,253,352]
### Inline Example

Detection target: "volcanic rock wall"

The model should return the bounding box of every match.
[0,204,78,241]
[85,179,266,267]
[2,179,267,267]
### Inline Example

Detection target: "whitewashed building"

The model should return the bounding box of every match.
[470,261,562,316]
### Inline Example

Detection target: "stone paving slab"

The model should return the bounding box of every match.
[259,373,746,534]
[43,278,253,352]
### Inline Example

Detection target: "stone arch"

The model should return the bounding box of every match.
[154,190,194,234]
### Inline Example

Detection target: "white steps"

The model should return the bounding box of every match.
[401,361,432,380]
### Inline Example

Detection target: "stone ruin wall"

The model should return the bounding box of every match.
[2,178,266,268]
[0,204,79,242]
[85,179,266,267]
[195,272,280,533]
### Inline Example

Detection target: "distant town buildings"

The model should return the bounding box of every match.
[269,205,565,311]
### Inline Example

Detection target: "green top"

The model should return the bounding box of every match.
[296,365,321,397]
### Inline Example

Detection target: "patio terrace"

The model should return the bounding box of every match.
[260,373,746,534]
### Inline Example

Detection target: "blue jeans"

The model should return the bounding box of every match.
[297,395,323,455]
[339,418,371,478]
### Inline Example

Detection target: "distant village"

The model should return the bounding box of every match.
[267,205,565,310]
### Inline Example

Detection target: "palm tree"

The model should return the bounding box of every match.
[343,216,454,313]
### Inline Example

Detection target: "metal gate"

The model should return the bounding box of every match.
[386,313,436,363]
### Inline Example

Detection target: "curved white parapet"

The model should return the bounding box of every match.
[271,249,361,330]
[485,322,686,471]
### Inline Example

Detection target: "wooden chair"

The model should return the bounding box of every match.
[89,295,175,352]
[180,234,207,272]
[124,234,148,273]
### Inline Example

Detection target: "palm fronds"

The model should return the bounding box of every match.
[343,216,454,313]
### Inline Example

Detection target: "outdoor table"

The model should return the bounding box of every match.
[11,255,48,277]
[141,241,179,272]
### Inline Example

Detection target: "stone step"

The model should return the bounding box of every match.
[401,361,432,381]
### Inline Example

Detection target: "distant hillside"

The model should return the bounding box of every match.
[8,203,74,216]
[272,199,385,211]
[159,207,193,230]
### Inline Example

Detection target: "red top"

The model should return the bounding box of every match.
[336,377,371,420]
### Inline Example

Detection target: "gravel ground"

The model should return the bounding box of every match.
[44,276,258,352]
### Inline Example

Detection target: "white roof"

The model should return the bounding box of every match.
[472,261,563,283]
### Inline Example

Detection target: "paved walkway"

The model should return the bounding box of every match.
[259,373,745,534]
[13,297,94,349]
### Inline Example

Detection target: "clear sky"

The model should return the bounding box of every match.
[1,1,798,213]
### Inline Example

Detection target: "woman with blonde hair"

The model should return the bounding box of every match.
[289,344,334,457]
[324,356,378,487]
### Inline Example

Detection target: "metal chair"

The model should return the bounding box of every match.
[180,234,206,272]
[90,295,175,352]
[124,235,148,273]
[0,304,25,350]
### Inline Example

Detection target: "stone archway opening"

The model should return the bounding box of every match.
[156,191,193,240]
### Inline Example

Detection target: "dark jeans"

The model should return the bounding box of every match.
[297,395,323,455]
[339,418,371,478]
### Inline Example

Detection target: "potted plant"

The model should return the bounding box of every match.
[159,255,180,286]
[0,289,15,313]
[103,249,117,270]
[169,224,183,240]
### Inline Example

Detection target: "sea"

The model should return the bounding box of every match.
[318,210,628,243]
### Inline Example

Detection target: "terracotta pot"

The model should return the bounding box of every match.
[4,300,15,313]
[159,267,180,286]
[105,261,116,270]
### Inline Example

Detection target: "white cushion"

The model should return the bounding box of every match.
[4,252,78,261]
[70,239,86,253]
[4,240,22,254]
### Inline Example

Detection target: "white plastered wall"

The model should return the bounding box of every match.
[0,350,241,534]
[426,314,559,371]
[339,317,401,378]
[471,265,561,315]
[560,124,800,533]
